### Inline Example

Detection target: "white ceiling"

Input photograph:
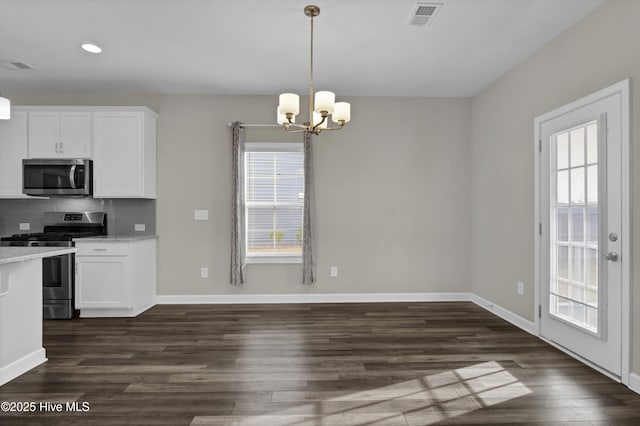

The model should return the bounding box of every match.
[0,0,603,98]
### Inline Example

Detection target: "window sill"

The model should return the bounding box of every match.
[245,256,302,265]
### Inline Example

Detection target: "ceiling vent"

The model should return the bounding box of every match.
[0,60,36,71]
[406,2,443,27]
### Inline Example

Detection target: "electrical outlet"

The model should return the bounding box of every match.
[201,267,209,278]
[134,223,146,232]
[330,266,338,277]
[19,223,30,231]
[517,281,524,296]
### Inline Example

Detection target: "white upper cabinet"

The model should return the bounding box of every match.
[0,111,29,198]
[28,111,92,158]
[92,108,157,199]
[0,106,157,199]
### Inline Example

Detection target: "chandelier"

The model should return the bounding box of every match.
[277,5,351,135]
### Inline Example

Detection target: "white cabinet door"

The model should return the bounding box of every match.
[28,111,91,158]
[93,111,155,198]
[59,112,92,157]
[75,239,156,317]
[27,112,57,157]
[76,256,131,309]
[0,111,28,198]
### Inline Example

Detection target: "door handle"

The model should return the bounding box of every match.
[69,165,77,189]
[603,252,619,262]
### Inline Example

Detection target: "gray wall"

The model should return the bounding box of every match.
[156,95,472,295]
[470,0,640,372]
[7,93,472,297]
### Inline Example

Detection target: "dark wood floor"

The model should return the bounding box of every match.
[1,302,639,425]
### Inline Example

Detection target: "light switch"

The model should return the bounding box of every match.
[194,210,209,221]
[19,223,30,231]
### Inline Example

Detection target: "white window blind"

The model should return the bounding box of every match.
[244,143,304,260]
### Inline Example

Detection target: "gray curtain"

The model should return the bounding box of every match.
[302,131,315,284]
[230,122,245,285]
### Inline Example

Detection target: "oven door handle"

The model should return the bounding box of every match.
[69,165,77,189]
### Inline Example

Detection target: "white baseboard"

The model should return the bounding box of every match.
[79,303,154,318]
[156,292,473,305]
[0,348,46,386]
[629,373,640,395]
[471,294,537,335]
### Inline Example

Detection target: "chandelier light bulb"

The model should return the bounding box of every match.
[314,91,335,114]
[279,93,300,115]
[332,102,351,123]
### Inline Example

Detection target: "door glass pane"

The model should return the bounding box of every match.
[571,168,585,204]
[557,170,569,204]
[570,208,584,242]
[570,127,585,167]
[571,246,584,283]
[557,132,569,169]
[586,306,598,330]
[557,208,568,242]
[587,206,598,243]
[587,165,598,204]
[587,248,598,287]
[550,121,598,334]
[557,245,568,279]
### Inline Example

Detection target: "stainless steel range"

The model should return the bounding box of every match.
[0,212,107,319]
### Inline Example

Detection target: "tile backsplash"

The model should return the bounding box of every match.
[0,198,155,236]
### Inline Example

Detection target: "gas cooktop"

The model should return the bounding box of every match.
[1,231,103,242]
[0,212,107,247]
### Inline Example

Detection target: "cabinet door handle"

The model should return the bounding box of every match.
[55,142,59,153]
[60,142,64,153]
[93,248,107,251]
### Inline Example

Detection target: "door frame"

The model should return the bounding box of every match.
[534,79,631,385]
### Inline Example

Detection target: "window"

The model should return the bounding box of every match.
[244,143,304,263]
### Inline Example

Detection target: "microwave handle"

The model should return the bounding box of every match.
[69,165,77,189]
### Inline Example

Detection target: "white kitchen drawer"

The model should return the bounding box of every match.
[76,243,129,256]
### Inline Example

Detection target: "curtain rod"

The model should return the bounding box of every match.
[227,122,282,129]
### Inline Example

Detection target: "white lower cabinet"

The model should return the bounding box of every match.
[75,238,156,317]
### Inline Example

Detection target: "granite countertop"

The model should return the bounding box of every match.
[0,247,78,265]
[74,235,159,242]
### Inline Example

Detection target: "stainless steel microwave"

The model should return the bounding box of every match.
[23,158,93,196]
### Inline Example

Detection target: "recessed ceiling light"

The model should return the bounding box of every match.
[81,43,102,54]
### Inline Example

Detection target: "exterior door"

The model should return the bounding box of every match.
[535,80,630,379]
